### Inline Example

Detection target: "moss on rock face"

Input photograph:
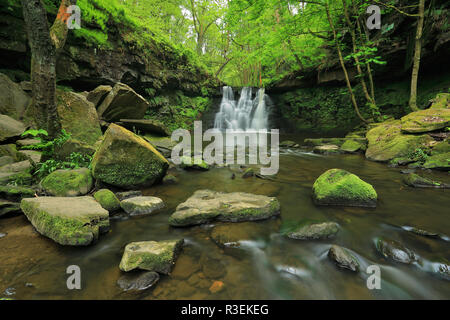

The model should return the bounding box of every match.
[20,197,110,246]
[423,152,450,170]
[401,107,450,133]
[91,124,169,189]
[179,156,210,171]
[312,169,377,207]
[366,120,434,162]
[403,173,448,188]
[41,168,93,197]
[0,185,35,201]
[94,189,120,212]
[340,139,365,153]
[119,239,184,274]
[287,221,340,240]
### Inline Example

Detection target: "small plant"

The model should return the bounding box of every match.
[34,152,93,179]
[21,129,71,158]
[408,148,429,164]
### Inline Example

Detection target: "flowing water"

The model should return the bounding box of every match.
[1,88,449,300]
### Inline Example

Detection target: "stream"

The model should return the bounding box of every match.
[1,135,449,300]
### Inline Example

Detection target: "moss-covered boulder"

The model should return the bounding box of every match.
[365,120,433,162]
[340,139,365,153]
[20,197,110,246]
[287,221,339,240]
[41,168,93,197]
[375,237,417,264]
[169,190,280,227]
[119,239,184,274]
[403,173,449,188]
[312,169,377,207]
[120,196,164,216]
[401,106,450,133]
[328,245,360,272]
[91,124,169,189]
[423,152,450,170]
[429,93,450,110]
[56,90,103,146]
[97,83,150,122]
[93,189,120,212]
[179,156,210,171]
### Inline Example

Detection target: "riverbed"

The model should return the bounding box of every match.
[1,135,449,300]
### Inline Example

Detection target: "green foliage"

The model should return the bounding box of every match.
[21,129,70,157]
[408,148,430,164]
[35,152,93,180]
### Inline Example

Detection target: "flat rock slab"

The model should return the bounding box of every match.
[120,196,165,216]
[169,190,280,227]
[20,197,110,246]
[119,239,184,273]
[287,221,339,240]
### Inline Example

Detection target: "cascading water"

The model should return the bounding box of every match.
[214,86,269,131]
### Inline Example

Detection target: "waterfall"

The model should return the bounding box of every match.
[214,86,269,131]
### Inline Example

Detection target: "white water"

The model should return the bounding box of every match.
[214,86,269,131]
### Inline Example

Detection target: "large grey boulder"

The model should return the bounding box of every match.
[20,196,110,246]
[120,196,165,216]
[169,190,280,227]
[0,73,30,120]
[0,114,26,142]
[86,85,112,108]
[97,83,150,122]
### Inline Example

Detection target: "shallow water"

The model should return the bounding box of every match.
[1,135,449,300]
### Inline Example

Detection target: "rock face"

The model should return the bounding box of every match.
[119,119,170,136]
[119,239,184,273]
[312,169,378,207]
[287,221,339,240]
[0,200,21,217]
[328,245,360,272]
[86,85,112,108]
[403,173,449,188]
[117,271,160,292]
[401,108,450,133]
[20,197,110,246]
[0,73,30,120]
[93,189,121,212]
[366,120,433,162]
[56,90,103,146]
[41,168,94,197]
[169,190,280,227]
[0,115,26,142]
[97,83,150,122]
[375,238,417,264]
[0,185,35,201]
[423,152,450,170]
[120,196,165,216]
[91,124,169,189]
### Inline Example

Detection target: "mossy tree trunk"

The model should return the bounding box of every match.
[21,0,75,138]
[409,0,425,112]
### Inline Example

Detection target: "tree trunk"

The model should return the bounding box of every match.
[409,0,425,112]
[325,3,368,123]
[22,0,74,138]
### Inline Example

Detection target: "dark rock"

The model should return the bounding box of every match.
[375,238,417,264]
[120,119,171,136]
[116,190,143,201]
[328,245,360,272]
[117,271,160,292]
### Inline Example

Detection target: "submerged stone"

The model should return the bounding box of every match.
[287,221,339,240]
[312,169,377,207]
[20,197,110,246]
[91,124,169,189]
[120,196,165,216]
[117,271,160,292]
[403,173,449,189]
[328,245,359,272]
[375,238,417,264]
[169,190,280,227]
[119,239,184,273]
[41,168,93,197]
[94,189,121,212]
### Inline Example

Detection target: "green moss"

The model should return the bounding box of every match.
[313,169,377,207]
[423,152,450,170]
[20,200,96,246]
[180,156,210,171]
[94,189,120,212]
[0,185,35,200]
[341,139,364,153]
[41,168,93,197]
